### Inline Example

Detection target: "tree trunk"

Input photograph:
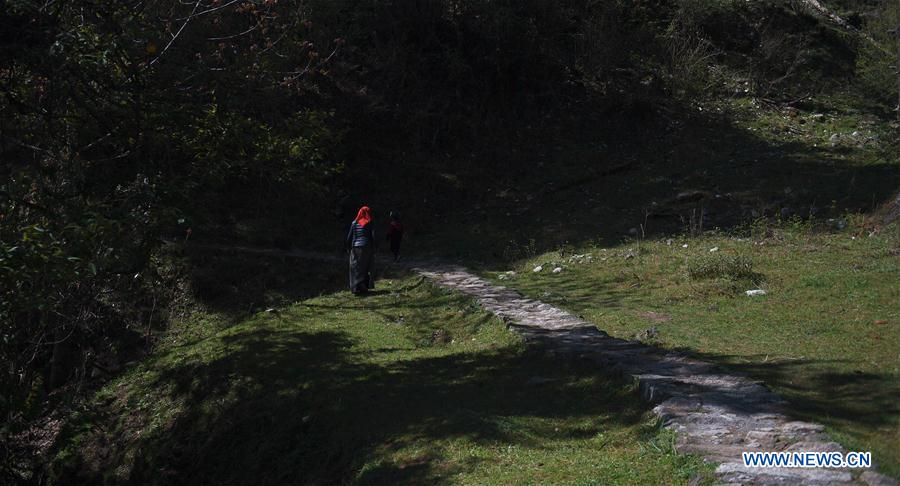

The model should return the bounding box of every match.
[48,325,73,389]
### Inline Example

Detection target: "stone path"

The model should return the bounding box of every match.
[198,244,896,485]
[413,263,897,486]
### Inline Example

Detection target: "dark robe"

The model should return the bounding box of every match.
[347,220,375,293]
[349,245,374,293]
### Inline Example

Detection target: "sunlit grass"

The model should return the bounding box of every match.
[51,274,713,485]
[489,220,900,477]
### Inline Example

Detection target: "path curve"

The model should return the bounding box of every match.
[414,264,896,486]
[196,244,896,485]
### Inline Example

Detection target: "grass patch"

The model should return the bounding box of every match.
[49,272,712,485]
[686,253,758,283]
[490,221,900,477]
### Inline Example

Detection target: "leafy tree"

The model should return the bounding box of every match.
[1,1,341,479]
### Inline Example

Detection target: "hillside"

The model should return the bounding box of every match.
[3,0,899,483]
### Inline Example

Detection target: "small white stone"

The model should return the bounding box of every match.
[682,244,689,248]
[745,289,767,296]
[552,267,563,273]
[709,247,719,252]
[532,265,543,273]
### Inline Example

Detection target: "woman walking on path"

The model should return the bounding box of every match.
[347,206,376,295]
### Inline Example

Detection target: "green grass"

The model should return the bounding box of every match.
[487,220,900,477]
[50,272,712,485]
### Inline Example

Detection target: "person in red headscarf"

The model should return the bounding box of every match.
[346,206,376,294]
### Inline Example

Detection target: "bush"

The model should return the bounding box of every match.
[686,253,759,282]
[856,3,900,107]
[502,238,538,263]
[662,0,736,98]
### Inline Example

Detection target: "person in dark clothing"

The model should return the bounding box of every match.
[347,206,375,295]
[386,211,404,262]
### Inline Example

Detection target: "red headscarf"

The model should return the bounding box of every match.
[355,206,372,227]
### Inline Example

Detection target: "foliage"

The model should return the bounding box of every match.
[302,0,660,149]
[1,1,342,480]
[855,2,900,107]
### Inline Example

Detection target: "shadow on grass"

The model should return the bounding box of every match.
[179,247,349,318]
[55,324,657,485]
[687,351,900,428]
[663,347,900,475]
[376,106,898,267]
[492,270,654,315]
[182,95,899,277]
[179,245,424,317]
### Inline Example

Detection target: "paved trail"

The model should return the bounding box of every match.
[415,264,895,485]
[205,245,896,485]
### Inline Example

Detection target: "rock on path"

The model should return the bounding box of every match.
[413,264,896,486]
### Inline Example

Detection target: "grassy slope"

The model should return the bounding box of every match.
[464,90,900,475]
[487,220,899,477]
[46,4,899,483]
[50,272,712,485]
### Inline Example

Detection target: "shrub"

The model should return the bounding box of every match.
[686,253,759,282]
[665,31,719,98]
[502,238,538,263]
[855,2,900,107]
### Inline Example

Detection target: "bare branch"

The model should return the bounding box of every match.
[148,0,203,67]
[207,24,259,41]
[174,0,241,21]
